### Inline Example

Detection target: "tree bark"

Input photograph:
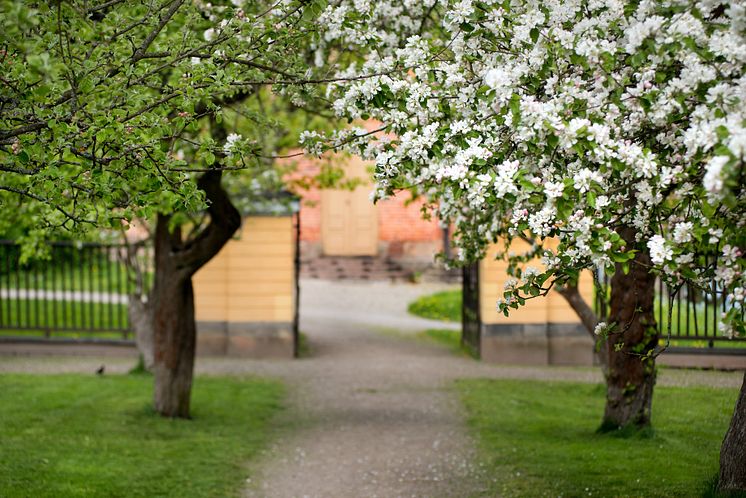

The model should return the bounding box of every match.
[719,371,746,492]
[151,170,241,418]
[600,225,658,431]
[152,263,197,418]
[120,237,155,370]
[556,283,608,376]
[128,296,154,370]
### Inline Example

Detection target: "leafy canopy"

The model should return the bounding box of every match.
[0,0,336,244]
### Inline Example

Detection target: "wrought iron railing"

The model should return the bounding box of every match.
[594,268,745,345]
[0,240,151,340]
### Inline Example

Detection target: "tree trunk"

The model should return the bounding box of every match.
[120,237,155,371]
[556,283,607,376]
[719,371,746,491]
[129,296,154,371]
[600,225,658,431]
[152,262,196,417]
[151,170,241,418]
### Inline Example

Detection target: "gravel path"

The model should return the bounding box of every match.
[243,316,488,498]
[241,280,743,497]
[1,278,742,497]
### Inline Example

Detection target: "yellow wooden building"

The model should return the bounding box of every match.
[192,214,298,358]
[465,239,597,366]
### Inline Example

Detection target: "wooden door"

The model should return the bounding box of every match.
[321,158,378,256]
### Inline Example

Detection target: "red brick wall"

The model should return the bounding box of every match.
[284,155,322,242]
[377,193,442,242]
[298,188,322,243]
[287,155,441,245]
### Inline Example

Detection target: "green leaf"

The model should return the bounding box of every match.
[509,93,521,123]
[715,125,730,141]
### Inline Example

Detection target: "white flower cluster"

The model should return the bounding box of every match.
[315,0,746,335]
[223,133,241,155]
[299,130,324,157]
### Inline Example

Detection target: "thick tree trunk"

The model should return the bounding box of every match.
[150,171,241,418]
[152,267,196,417]
[600,226,658,431]
[719,371,746,491]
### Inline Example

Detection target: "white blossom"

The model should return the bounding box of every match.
[223,133,241,155]
[648,235,672,265]
[315,0,746,336]
[594,322,608,336]
[672,222,693,244]
[703,156,729,200]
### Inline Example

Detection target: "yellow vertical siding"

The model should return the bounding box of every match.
[193,216,295,323]
[479,239,594,325]
[321,155,378,256]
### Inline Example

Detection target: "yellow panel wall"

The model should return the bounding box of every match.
[193,216,295,324]
[479,239,594,325]
[321,155,378,256]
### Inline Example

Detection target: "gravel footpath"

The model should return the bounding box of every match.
[1,278,742,497]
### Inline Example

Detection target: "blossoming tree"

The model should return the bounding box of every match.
[1,0,334,418]
[310,0,746,489]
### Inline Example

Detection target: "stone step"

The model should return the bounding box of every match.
[300,256,412,281]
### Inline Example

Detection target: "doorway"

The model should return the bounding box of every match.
[320,158,378,256]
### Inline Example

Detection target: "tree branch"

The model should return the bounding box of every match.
[133,0,185,62]
[173,170,241,272]
[0,185,93,225]
[0,122,47,141]
[556,283,599,337]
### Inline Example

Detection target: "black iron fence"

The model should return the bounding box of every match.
[0,240,152,341]
[594,269,745,345]
[462,261,744,352]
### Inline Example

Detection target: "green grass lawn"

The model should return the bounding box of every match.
[0,374,284,497]
[458,378,739,497]
[408,289,461,322]
[0,299,128,338]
